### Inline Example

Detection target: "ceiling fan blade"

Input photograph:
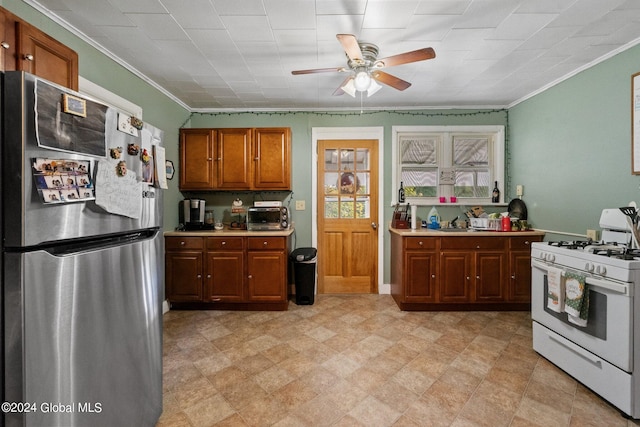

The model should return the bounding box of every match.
[291,67,343,75]
[376,47,435,68]
[371,70,412,91]
[336,34,363,61]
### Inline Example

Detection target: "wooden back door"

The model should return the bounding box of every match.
[317,139,379,293]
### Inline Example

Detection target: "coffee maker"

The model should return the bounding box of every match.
[179,199,208,230]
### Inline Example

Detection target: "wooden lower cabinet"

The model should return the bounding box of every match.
[166,235,290,310]
[391,232,543,311]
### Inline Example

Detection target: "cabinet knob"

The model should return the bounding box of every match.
[217,158,222,161]
[211,298,221,302]
[24,54,34,61]
[525,241,530,245]
[180,241,186,245]
[222,241,226,245]
[476,245,480,249]
[248,274,253,279]
[511,275,516,279]
[263,241,268,246]
[476,275,480,279]
[207,274,211,279]
[418,241,423,246]
[431,274,436,278]
[1,42,9,49]
[254,157,259,160]
[207,157,213,161]
[197,274,202,279]
[466,276,470,280]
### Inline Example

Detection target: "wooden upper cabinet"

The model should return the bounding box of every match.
[180,129,217,190]
[253,128,291,190]
[0,7,78,90]
[179,127,291,191]
[217,128,252,189]
[16,20,78,90]
[0,10,16,72]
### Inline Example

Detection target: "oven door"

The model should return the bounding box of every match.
[531,259,633,372]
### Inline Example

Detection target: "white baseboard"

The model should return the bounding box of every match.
[378,283,391,295]
[162,300,169,314]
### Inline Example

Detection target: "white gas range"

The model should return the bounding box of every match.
[531,208,640,418]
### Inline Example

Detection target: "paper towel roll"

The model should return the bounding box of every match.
[411,205,417,229]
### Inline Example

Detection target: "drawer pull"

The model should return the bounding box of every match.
[180,241,186,246]
[1,42,9,49]
[263,241,268,246]
[419,241,423,246]
[222,241,226,245]
[211,298,221,302]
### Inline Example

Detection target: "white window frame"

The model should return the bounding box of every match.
[391,125,505,206]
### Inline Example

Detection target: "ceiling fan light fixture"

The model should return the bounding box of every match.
[341,78,356,97]
[367,79,382,97]
[353,69,371,91]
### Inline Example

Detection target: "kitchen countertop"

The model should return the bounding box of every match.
[389,226,545,237]
[165,227,294,237]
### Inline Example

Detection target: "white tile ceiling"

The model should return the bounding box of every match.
[25,0,640,111]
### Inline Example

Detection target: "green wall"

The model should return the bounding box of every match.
[509,44,640,240]
[185,110,508,283]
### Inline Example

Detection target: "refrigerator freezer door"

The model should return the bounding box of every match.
[4,231,163,426]
[2,72,163,248]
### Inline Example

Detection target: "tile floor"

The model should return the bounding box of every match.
[157,295,640,427]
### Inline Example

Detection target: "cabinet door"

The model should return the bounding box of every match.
[206,251,244,302]
[0,9,16,71]
[475,252,506,301]
[165,251,203,302]
[509,251,532,302]
[404,252,438,302]
[253,128,291,190]
[440,252,472,302]
[247,251,286,301]
[217,128,252,189]
[180,129,216,190]
[16,21,78,90]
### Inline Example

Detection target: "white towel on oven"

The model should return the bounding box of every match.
[546,266,564,312]
[564,272,589,327]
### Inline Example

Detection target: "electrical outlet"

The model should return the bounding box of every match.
[516,185,524,197]
[295,200,305,211]
[587,229,598,240]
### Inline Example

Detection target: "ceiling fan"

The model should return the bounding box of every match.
[291,34,436,97]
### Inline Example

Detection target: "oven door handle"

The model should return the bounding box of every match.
[531,259,630,296]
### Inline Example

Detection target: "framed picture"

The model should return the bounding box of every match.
[632,71,640,174]
[62,93,87,117]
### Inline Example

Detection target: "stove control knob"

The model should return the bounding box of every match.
[596,265,606,275]
[548,254,555,263]
[585,263,594,273]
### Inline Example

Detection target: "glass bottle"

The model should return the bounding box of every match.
[398,181,405,203]
[491,181,500,203]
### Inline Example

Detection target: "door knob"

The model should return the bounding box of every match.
[371,222,377,230]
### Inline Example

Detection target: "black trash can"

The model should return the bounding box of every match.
[290,247,317,305]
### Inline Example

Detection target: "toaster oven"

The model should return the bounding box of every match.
[247,207,290,231]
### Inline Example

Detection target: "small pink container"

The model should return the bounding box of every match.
[450,196,457,203]
[439,196,446,203]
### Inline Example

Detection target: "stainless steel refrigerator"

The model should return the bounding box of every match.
[1,72,164,426]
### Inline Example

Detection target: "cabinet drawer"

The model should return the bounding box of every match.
[207,237,244,250]
[509,236,541,250]
[405,237,437,250]
[247,237,285,250]
[166,236,204,250]
[441,237,505,250]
